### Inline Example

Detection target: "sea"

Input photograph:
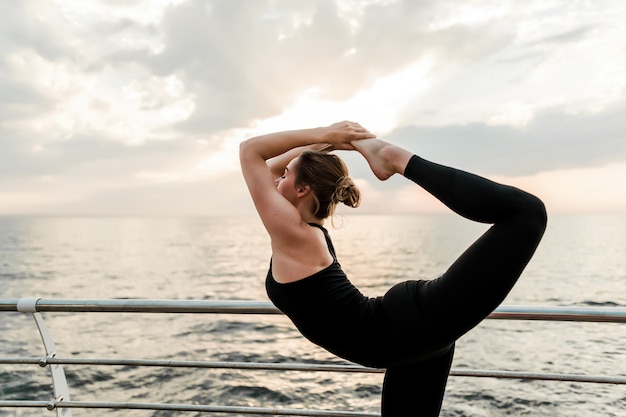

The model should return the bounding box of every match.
[1,214,625,416]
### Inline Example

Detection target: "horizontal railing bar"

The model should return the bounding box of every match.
[2,357,625,385]
[0,401,58,411]
[449,369,626,385]
[1,299,283,314]
[2,299,626,322]
[489,305,626,323]
[0,400,380,416]
[0,401,50,408]
[1,357,376,373]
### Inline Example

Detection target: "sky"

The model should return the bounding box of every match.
[1,0,625,216]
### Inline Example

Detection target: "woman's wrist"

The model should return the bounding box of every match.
[309,126,330,144]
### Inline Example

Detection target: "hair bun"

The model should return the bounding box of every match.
[333,177,361,208]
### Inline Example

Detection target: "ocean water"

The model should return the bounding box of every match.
[0,214,625,416]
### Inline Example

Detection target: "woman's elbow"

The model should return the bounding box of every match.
[239,138,254,161]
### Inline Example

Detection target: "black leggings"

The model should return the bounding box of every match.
[380,155,547,416]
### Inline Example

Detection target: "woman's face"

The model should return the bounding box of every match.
[275,157,301,204]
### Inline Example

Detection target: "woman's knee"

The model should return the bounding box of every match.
[522,193,548,236]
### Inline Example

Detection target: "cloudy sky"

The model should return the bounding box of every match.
[1,0,625,216]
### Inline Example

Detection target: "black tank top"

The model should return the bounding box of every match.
[265,223,390,368]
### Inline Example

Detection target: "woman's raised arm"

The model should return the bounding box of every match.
[267,143,335,179]
[239,122,374,237]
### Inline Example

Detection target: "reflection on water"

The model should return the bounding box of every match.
[1,214,625,416]
[1,217,272,300]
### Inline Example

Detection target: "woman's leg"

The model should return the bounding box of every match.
[403,154,547,342]
[353,138,547,344]
[382,344,455,417]
[354,139,546,416]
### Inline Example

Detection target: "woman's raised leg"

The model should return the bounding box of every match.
[352,138,547,346]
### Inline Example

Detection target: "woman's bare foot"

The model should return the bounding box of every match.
[351,139,413,180]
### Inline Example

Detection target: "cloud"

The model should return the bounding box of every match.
[107,0,518,134]
[0,2,72,60]
[0,2,69,123]
[0,130,191,177]
[381,99,626,178]
[527,25,594,47]
[1,0,625,215]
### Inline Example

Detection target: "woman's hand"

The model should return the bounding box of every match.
[322,121,376,150]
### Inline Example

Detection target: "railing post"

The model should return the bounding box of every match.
[17,298,72,417]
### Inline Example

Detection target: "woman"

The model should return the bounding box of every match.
[239,121,547,416]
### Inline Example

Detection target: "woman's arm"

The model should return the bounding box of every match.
[241,121,372,162]
[267,143,334,179]
[239,122,374,238]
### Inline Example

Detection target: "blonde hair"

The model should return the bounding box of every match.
[296,151,361,219]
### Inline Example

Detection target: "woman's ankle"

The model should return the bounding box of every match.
[352,139,411,180]
[379,143,412,176]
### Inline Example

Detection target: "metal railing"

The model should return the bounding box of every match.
[1,298,626,416]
